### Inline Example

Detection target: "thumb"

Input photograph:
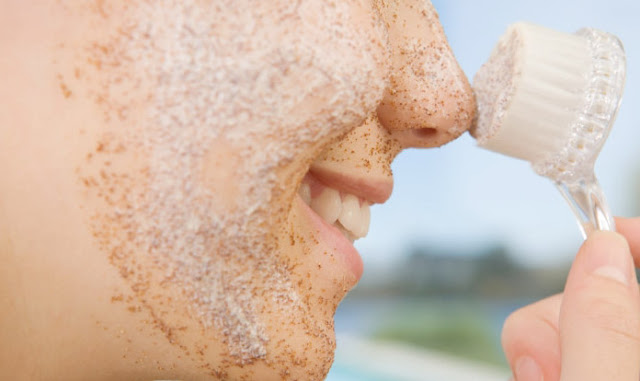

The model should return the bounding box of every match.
[559,231,640,381]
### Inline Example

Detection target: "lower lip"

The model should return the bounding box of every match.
[296,196,364,281]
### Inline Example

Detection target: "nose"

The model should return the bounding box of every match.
[375,0,476,148]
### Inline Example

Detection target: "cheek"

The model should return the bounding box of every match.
[69,0,390,377]
[231,0,390,168]
[200,139,241,213]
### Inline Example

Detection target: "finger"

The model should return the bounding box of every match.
[502,294,562,381]
[615,217,640,267]
[559,231,640,381]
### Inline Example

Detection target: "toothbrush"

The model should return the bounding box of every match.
[472,22,626,238]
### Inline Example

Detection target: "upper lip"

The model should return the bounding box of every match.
[308,165,393,204]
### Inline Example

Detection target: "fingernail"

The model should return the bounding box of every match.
[514,356,542,381]
[586,231,631,286]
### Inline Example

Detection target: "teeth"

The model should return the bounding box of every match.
[353,202,370,238]
[310,187,342,225]
[336,224,357,242]
[338,194,361,236]
[298,183,311,205]
[300,180,372,241]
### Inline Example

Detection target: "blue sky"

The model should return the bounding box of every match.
[357,0,640,268]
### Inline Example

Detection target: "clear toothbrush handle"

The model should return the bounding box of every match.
[555,174,615,239]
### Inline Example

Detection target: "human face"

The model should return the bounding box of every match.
[0,0,474,380]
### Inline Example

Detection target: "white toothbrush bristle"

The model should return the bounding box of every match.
[472,22,625,183]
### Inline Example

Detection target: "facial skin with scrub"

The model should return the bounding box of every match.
[2,1,640,380]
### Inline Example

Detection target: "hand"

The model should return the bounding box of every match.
[502,217,640,380]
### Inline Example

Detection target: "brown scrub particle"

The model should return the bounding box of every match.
[111,294,124,302]
[71,0,387,378]
[59,82,72,98]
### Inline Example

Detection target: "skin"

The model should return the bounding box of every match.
[0,0,475,380]
[502,217,640,381]
[4,1,637,380]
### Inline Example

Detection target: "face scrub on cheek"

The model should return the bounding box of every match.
[70,0,388,372]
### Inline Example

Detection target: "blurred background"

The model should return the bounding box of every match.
[328,0,640,379]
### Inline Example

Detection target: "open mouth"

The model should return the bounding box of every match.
[297,173,371,243]
[292,140,395,280]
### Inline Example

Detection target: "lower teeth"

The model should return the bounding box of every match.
[336,222,357,243]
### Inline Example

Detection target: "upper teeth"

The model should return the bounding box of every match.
[298,181,371,242]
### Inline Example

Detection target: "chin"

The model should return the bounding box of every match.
[244,118,401,380]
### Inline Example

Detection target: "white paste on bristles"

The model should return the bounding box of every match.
[472,22,625,183]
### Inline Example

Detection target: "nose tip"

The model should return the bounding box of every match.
[377,77,476,148]
[375,0,476,149]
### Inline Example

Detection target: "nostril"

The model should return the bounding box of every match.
[390,127,453,148]
[413,127,438,139]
